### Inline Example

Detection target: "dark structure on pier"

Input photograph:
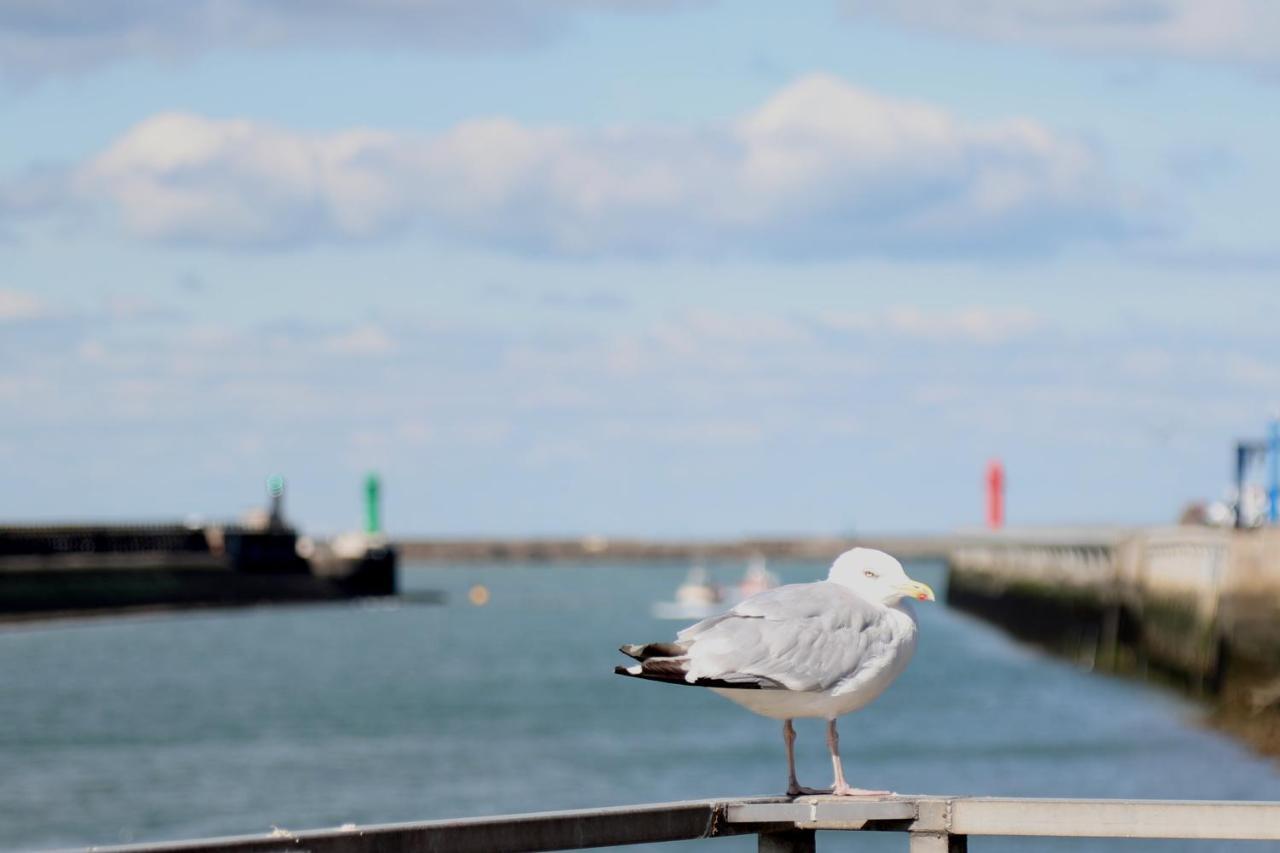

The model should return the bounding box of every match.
[0,478,397,620]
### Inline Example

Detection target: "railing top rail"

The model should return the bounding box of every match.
[731,796,1280,840]
[85,797,787,853]
[84,795,1280,853]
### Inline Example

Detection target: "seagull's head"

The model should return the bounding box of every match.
[828,548,935,606]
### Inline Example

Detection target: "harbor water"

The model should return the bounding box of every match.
[3,559,1280,852]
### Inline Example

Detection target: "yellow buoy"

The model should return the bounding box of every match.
[468,584,490,606]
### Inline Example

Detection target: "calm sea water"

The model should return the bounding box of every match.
[3,559,1280,852]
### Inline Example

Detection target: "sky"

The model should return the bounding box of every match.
[3,1,1280,538]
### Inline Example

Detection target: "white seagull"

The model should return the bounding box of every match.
[616,548,934,796]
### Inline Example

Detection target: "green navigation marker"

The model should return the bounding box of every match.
[364,473,381,534]
[266,474,286,528]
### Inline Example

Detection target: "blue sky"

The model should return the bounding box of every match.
[3,1,1279,537]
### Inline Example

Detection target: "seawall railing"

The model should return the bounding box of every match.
[90,795,1280,853]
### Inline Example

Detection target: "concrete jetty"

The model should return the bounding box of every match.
[397,534,956,563]
[0,477,400,621]
[0,522,397,621]
[947,526,1280,753]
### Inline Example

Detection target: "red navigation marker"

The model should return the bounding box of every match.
[986,459,1005,530]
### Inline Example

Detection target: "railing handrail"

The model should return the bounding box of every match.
[83,794,1280,853]
[84,797,786,853]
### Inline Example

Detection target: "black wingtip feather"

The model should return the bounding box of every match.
[619,642,687,661]
[615,641,767,689]
[613,665,764,690]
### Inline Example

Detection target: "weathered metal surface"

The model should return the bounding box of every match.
[732,796,1280,841]
[87,795,1280,852]
[726,799,916,829]
[907,832,967,853]
[948,797,1280,840]
[89,799,786,853]
[757,829,816,853]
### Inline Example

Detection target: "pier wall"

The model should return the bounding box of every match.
[0,524,397,620]
[947,527,1280,752]
[397,534,956,563]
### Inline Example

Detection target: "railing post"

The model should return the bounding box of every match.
[758,828,816,852]
[909,831,967,852]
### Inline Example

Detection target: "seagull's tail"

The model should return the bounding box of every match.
[614,643,767,690]
[619,642,687,661]
[616,642,693,685]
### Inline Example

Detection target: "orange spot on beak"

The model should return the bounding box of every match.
[903,580,936,602]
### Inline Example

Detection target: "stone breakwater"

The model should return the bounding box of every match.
[947,527,1280,755]
[397,535,956,563]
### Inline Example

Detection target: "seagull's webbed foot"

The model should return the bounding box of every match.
[782,719,831,798]
[825,719,894,798]
[830,784,893,797]
[786,784,831,797]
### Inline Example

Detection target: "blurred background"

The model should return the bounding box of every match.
[3,2,1280,851]
[4,2,1280,537]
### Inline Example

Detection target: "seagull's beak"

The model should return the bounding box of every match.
[900,580,935,602]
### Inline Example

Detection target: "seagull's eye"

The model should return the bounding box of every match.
[863,570,878,579]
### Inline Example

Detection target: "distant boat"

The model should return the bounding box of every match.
[651,565,725,620]
[736,553,779,599]
[650,556,780,620]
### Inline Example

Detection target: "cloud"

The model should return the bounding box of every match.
[42,75,1134,257]
[323,324,396,356]
[0,288,46,321]
[0,1,689,78]
[602,419,768,446]
[538,289,630,311]
[822,306,1045,344]
[848,1,1280,66]
[0,165,69,237]
[5,294,1277,533]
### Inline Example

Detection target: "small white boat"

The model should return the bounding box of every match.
[651,557,781,620]
[737,553,779,599]
[651,565,726,620]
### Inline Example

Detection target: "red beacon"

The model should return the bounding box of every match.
[986,459,1005,530]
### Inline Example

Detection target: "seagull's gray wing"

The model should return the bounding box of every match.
[675,581,893,692]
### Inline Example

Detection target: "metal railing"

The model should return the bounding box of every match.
[89,795,1280,853]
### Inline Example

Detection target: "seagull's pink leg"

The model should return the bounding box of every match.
[827,719,891,797]
[783,719,827,796]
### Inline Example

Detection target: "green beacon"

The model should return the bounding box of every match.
[364,473,382,535]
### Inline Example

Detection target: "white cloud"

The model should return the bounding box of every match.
[323,324,396,356]
[0,1,687,77]
[0,288,45,321]
[60,76,1133,257]
[1120,347,1175,378]
[823,306,1045,344]
[602,419,767,446]
[77,339,111,365]
[4,293,1275,532]
[849,1,1280,65]
[649,311,810,351]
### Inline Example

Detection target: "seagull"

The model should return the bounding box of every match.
[615,548,934,797]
